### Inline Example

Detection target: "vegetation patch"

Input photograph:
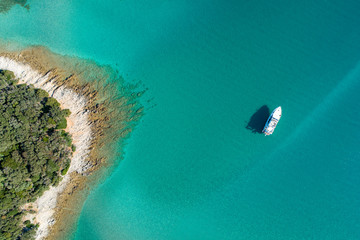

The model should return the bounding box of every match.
[0,70,73,239]
[0,0,29,14]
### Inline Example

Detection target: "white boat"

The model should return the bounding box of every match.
[262,106,282,136]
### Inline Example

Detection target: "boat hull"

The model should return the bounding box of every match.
[262,106,282,135]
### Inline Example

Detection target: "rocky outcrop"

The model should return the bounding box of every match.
[0,56,92,239]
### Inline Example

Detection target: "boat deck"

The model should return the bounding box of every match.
[262,106,282,135]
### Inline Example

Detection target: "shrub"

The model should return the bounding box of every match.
[56,117,67,129]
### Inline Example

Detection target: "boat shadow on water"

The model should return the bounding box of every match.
[246,105,270,134]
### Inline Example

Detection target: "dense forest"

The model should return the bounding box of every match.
[0,70,74,239]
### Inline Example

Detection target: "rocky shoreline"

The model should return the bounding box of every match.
[0,56,93,239]
[0,47,143,240]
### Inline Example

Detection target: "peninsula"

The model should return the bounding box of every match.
[0,47,143,240]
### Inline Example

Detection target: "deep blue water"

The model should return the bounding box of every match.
[1,0,360,239]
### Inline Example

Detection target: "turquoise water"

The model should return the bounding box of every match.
[1,0,360,239]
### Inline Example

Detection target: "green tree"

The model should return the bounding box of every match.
[0,70,74,239]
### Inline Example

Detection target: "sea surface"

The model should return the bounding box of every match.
[1,0,360,239]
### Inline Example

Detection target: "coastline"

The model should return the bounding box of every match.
[0,56,92,239]
[0,46,144,239]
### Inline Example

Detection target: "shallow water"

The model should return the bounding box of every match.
[1,0,360,239]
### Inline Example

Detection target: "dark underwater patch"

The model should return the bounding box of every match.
[0,0,29,14]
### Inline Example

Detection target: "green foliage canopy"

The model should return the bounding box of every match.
[0,70,74,239]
